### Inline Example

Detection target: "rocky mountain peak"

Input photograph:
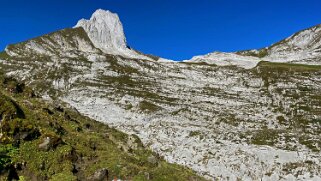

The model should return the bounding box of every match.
[75,9,127,53]
[74,9,153,60]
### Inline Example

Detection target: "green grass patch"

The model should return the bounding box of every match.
[0,51,10,59]
[257,61,321,71]
[138,101,161,113]
[250,129,284,146]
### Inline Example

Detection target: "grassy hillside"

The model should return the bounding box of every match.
[0,73,205,181]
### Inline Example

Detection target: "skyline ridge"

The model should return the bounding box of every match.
[1,0,321,60]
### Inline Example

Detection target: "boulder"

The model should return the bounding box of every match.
[38,135,62,151]
[147,155,158,165]
[38,137,51,151]
[87,168,108,181]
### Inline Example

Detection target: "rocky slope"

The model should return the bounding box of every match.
[188,24,321,68]
[185,52,261,69]
[1,9,321,181]
[0,71,204,181]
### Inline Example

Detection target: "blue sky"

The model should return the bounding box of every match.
[1,0,321,60]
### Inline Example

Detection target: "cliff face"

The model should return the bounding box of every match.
[75,9,153,60]
[1,9,321,181]
[75,9,128,53]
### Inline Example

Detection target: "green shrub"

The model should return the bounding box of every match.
[0,144,18,171]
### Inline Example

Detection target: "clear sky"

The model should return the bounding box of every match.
[1,0,321,60]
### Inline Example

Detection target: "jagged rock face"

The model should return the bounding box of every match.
[75,9,127,53]
[74,9,152,60]
[1,9,321,180]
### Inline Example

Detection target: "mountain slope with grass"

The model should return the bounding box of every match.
[0,73,205,181]
[1,9,321,181]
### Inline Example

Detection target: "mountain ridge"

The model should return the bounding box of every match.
[2,9,321,68]
[189,23,321,68]
[5,27,100,58]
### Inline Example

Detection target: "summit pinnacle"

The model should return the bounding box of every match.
[75,9,127,53]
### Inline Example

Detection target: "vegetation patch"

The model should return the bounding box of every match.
[249,129,284,146]
[299,136,321,152]
[138,101,161,113]
[189,131,202,137]
[256,61,321,72]
[0,52,10,60]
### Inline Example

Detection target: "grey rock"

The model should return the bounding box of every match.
[87,168,108,181]
[38,137,51,151]
[147,155,158,165]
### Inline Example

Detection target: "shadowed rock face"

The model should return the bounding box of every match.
[1,9,321,181]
